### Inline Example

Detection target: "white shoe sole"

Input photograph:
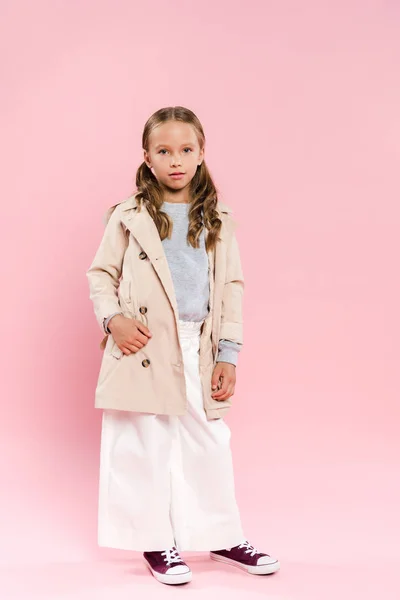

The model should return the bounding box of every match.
[210,552,280,575]
[144,559,192,585]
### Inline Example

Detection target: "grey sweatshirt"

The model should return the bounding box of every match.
[104,201,241,366]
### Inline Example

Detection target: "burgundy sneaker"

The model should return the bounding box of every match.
[210,540,280,575]
[143,546,192,585]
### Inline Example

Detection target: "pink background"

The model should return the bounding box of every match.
[1,0,399,597]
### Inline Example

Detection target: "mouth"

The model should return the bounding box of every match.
[169,173,185,179]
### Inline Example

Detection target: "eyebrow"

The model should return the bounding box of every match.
[154,142,195,149]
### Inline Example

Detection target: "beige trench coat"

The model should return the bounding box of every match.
[86,193,244,420]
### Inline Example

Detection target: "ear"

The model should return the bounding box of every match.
[143,149,151,167]
[198,147,205,165]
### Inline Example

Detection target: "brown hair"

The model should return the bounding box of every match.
[134,106,222,251]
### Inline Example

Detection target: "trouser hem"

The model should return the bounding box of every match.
[98,523,246,553]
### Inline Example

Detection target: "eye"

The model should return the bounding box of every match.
[158,147,192,154]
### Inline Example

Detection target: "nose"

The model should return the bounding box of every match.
[170,154,182,167]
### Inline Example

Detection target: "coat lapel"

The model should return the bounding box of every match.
[121,202,179,318]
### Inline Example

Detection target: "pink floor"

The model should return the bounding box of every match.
[1,557,399,600]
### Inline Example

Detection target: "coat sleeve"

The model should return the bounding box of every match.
[219,226,245,346]
[86,204,128,334]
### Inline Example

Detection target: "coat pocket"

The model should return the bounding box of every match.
[103,333,124,360]
[110,341,123,359]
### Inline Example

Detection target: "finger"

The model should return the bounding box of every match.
[136,322,152,338]
[214,384,235,401]
[134,341,145,349]
[211,368,223,390]
[128,341,144,351]
[212,379,231,398]
[220,384,235,400]
[122,343,141,354]
[135,332,150,345]
[127,337,145,349]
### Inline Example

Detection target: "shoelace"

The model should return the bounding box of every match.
[238,540,261,557]
[161,547,183,566]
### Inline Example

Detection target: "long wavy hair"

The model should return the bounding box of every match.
[134,106,222,251]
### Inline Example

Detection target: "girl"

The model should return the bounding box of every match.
[86,106,280,585]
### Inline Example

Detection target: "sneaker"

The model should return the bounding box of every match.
[143,546,192,585]
[210,539,280,575]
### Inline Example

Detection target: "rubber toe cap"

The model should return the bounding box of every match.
[166,565,191,575]
[257,555,278,566]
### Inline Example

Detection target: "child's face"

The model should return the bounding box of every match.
[144,121,204,192]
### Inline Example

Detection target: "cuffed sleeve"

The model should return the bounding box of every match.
[216,338,242,366]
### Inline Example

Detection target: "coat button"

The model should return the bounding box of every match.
[139,251,147,260]
[139,306,147,314]
[142,359,151,368]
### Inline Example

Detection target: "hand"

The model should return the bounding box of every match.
[108,314,152,355]
[211,362,236,401]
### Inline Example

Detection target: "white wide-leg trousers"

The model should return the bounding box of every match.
[98,319,245,552]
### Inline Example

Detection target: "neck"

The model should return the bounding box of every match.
[161,184,191,204]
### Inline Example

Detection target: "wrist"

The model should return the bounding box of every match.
[108,313,123,332]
